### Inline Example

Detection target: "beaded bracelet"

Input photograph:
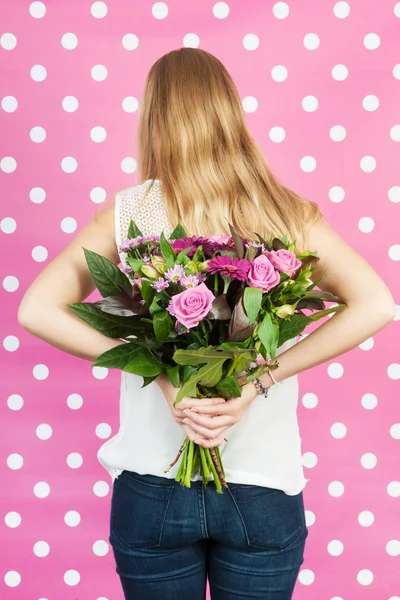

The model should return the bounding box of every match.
[253,377,271,398]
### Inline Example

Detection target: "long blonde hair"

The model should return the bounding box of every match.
[137,48,323,253]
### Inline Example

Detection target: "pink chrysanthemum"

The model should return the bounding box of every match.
[165,265,185,282]
[207,255,252,281]
[152,278,169,292]
[180,274,199,288]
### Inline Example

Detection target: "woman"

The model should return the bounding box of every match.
[18,48,395,600]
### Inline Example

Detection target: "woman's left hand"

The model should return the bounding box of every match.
[177,382,259,445]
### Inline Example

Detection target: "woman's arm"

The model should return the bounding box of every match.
[17,201,126,361]
[259,216,396,387]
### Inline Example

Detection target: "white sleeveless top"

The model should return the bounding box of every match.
[97,179,310,496]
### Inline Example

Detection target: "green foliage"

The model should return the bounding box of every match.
[257,312,279,361]
[277,313,311,347]
[67,302,146,338]
[91,342,141,369]
[217,376,242,398]
[82,248,131,297]
[166,365,180,387]
[153,311,173,341]
[243,287,262,324]
[127,219,143,239]
[124,348,163,377]
[160,232,176,268]
[140,279,155,306]
[169,222,187,240]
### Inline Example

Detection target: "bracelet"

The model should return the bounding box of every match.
[268,369,282,386]
[253,377,271,398]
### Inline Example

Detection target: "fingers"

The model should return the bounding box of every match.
[194,437,224,448]
[182,411,230,430]
[175,397,226,411]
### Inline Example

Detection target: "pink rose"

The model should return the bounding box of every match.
[247,254,280,292]
[170,282,215,329]
[264,249,302,277]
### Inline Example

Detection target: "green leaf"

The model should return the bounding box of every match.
[67,302,147,337]
[166,365,180,387]
[308,304,346,322]
[175,246,192,265]
[91,342,141,369]
[142,375,158,387]
[124,348,163,377]
[278,313,312,347]
[257,312,280,361]
[169,222,187,240]
[126,257,145,275]
[243,287,262,324]
[175,360,227,403]
[160,231,176,264]
[82,247,131,297]
[127,219,143,239]
[140,279,155,306]
[173,346,233,366]
[149,295,164,315]
[93,294,146,317]
[183,365,198,383]
[153,311,173,341]
[218,338,251,350]
[217,376,242,398]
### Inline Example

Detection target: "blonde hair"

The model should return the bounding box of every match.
[139,48,323,252]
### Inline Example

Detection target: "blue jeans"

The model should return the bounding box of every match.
[109,470,308,599]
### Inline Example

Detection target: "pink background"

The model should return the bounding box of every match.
[1,1,400,599]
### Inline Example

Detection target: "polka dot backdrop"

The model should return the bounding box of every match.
[1,1,399,599]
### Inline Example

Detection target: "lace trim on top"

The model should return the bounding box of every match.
[115,179,174,268]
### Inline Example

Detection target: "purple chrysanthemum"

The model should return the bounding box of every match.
[166,300,176,316]
[118,235,160,253]
[195,271,207,284]
[165,265,185,282]
[207,255,252,281]
[152,278,169,292]
[180,274,199,288]
[170,235,236,258]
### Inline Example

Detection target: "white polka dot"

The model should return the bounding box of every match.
[302,95,318,112]
[122,96,138,113]
[5,511,22,528]
[329,186,345,203]
[305,510,315,526]
[4,336,19,352]
[62,96,79,112]
[302,392,318,408]
[96,423,112,439]
[1,33,17,50]
[271,65,287,82]
[387,363,400,379]
[358,217,375,233]
[65,510,81,527]
[152,2,169,19]
[302,452,318,468]
[7,394,23,410]
[269,126,285,142]
[4,571,21,587]
[93,540,109,556]
[387,540,400,556]
[32,246,48,262]
[358,510,374,526]
[361,453,377,469]
[61,156,78,173]
[361,393,378,410]
[357,569,373,585]
[34,541,50,557]
[61,33,78,50]
[360,155,376,172]
[389,186,400,203]
[330,423,347,439]
[300,156,316,172]
[7,454,23,469]
[395,2,400,16]
[362,94,379,111]
[303,33,320,50]
[93,480,110,497]
[67,393,83,409]
[91,65,108,82]
[390,125,400,141]
[364,33,380,50]
[328,362,344,379]
[328,540,344,556]
[330,125,346,141]
[92,366,108,379]
[90,187,107,204]
[36,424,52,440]
[91,1,108,18]
[358,337,375,351]
[394,64,400,80]
[298,568,315,585]
[243,34,259,50]
[394,305,400,321]
[121,157,137,174]
[387,481,400,497]
[33,364,49,380]
[122,33,139,50]
[67,452,83,469]
[64,570,80,586]
[30,64,47,81]
[273,2,289,18]
[3,276,19,292]
[30,1,46,17]
[389,245,400,261]
[328,481,344,497]
[333,1,350,17]
[332,64,348,81]
[390,424,400,439]
[242,96,258,113]
[1,96,18,112]
[1,217,17,233]
[61,217,77,233]
[183,33,200,48]
[213,2,229,18]
[34,481,50,498]
[1,157,17,173]
[30,187,46,203]
[90,126,107,142]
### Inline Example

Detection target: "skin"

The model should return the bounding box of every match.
[18,200,396,448]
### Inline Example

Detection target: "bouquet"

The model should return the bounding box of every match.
[68,220,346,494]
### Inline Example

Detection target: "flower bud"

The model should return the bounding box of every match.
[275,304,295,319]
[151,255,167,274]
[197,260,211,273]
[141,264,159,279]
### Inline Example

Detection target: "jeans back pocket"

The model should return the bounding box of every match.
[109,471,175,551]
